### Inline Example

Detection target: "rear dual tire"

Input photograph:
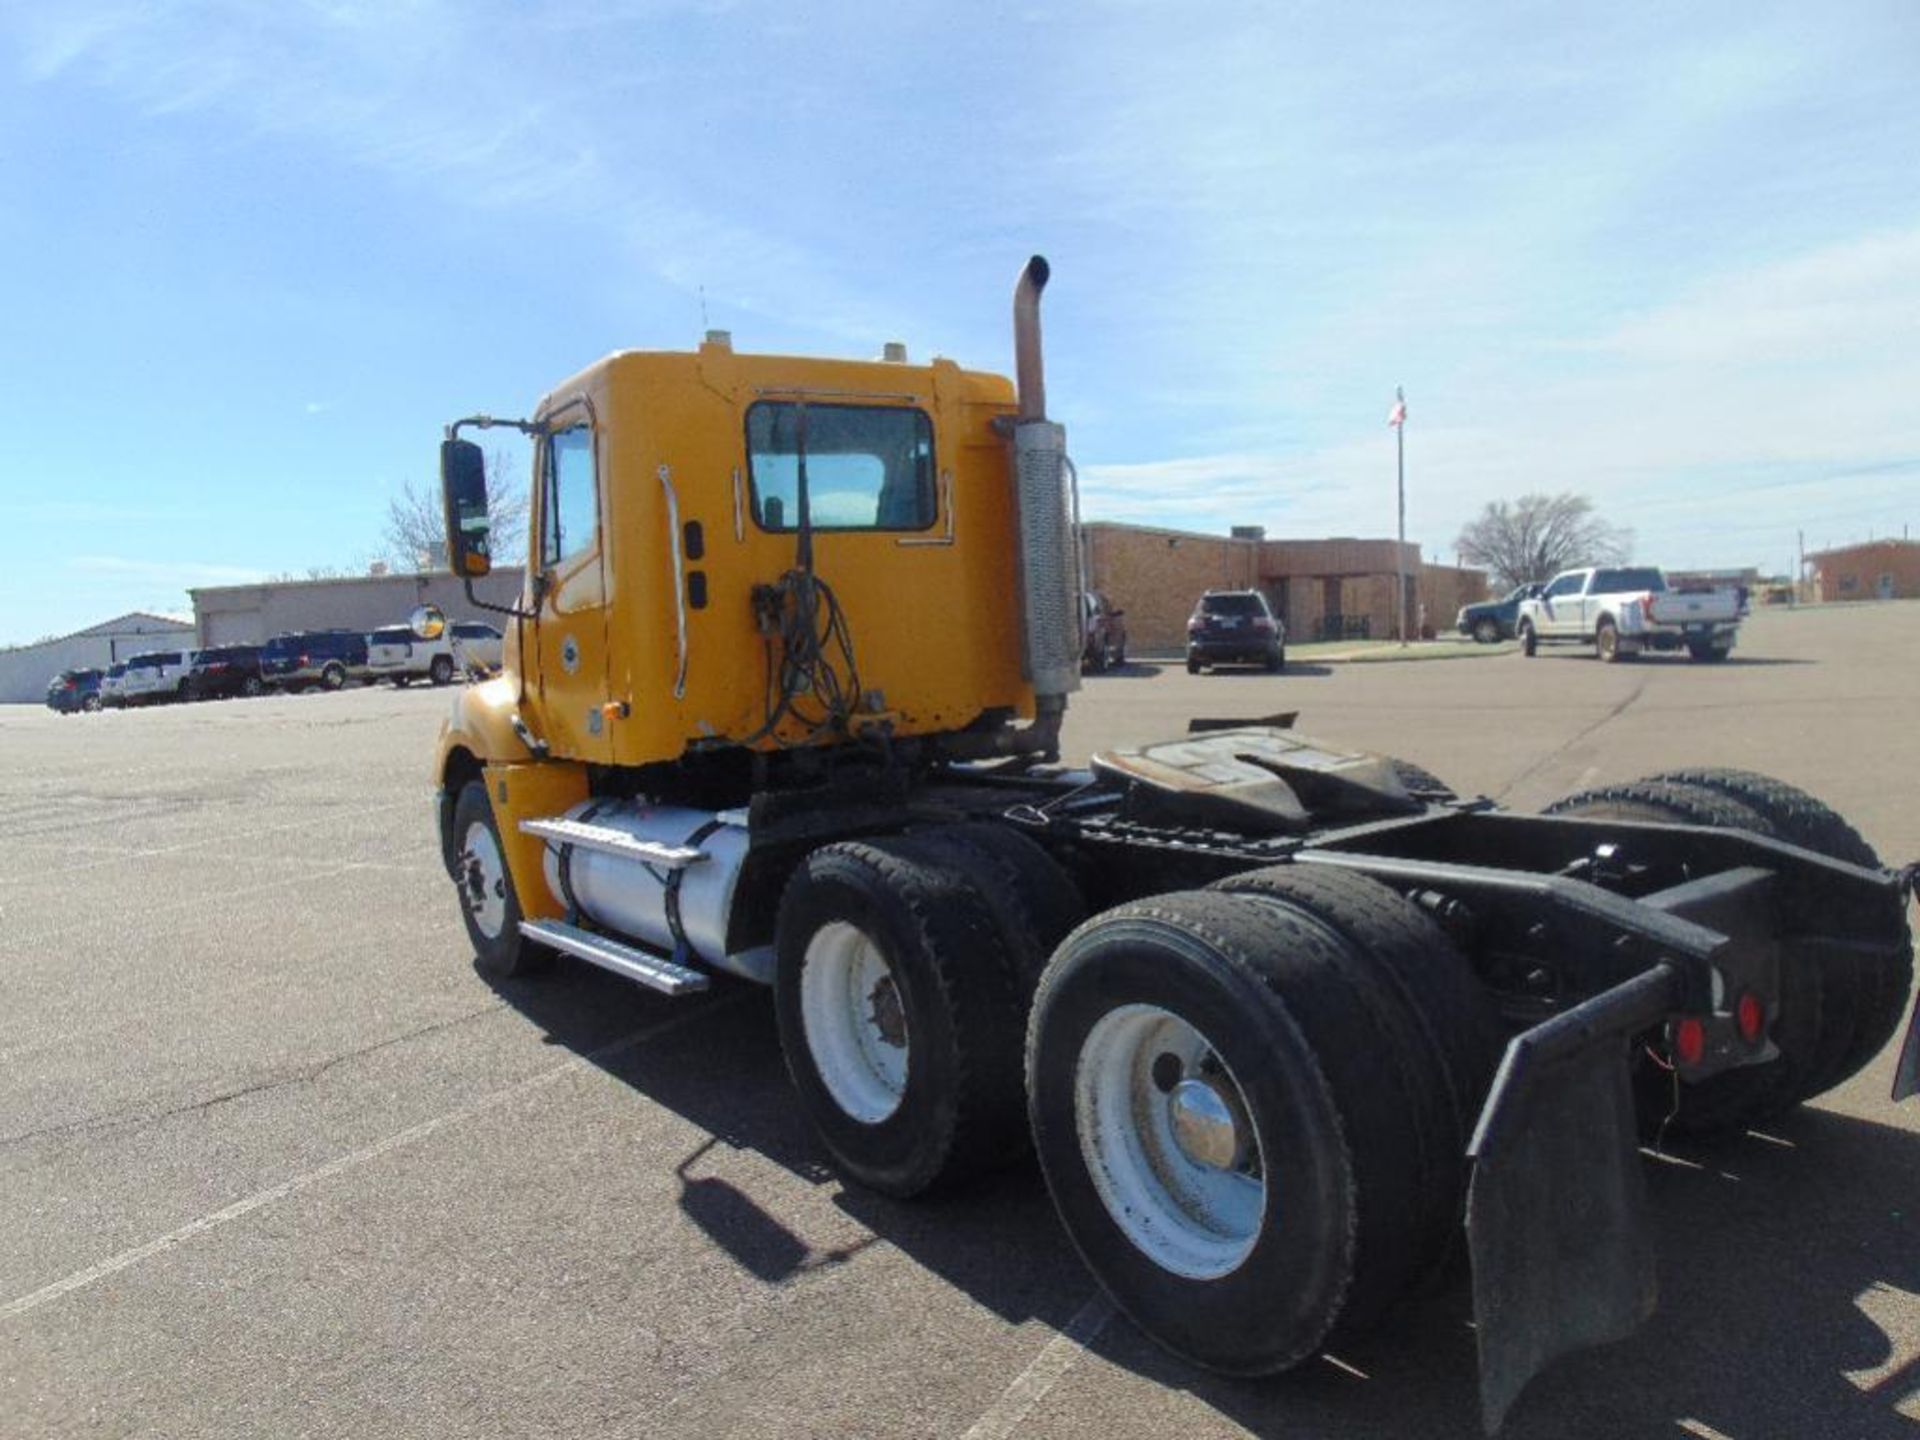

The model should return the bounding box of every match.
[1544,771,1911,1132]
[1027,876,1498,1375]
[773,829,1082,1198]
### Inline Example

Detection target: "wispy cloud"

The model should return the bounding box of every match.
[68,555,267,587]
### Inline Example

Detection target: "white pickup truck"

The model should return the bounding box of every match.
[1517,566,1740,663]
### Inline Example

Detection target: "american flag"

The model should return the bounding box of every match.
[1388,391,1407,428]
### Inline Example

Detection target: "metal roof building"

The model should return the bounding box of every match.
[0,612,197,704]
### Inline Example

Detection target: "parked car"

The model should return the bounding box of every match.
[186,645,266,700]
[366,625,460,687]
[449,620,505,673]
[1186,589,1285,672]
[119,649,196,705]
[1080,592,1128,672]
[45,668,104,713]
[100,663,129,708]
[259,630,372,692]
[368,619,506,685]
[1456,582,1545,643]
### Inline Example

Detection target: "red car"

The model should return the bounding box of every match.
[1081,591,1129,672]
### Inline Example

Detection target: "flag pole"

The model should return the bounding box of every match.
[1394,386,1407,646]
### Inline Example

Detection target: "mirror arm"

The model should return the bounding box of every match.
[463,574,537,622]
[447,415,546,441]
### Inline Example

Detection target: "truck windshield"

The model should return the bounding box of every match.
[1594,568,1666,593]
[747,402,936,532]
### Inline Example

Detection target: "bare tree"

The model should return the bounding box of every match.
[382,447,529,571]
[1455,493,1633,590]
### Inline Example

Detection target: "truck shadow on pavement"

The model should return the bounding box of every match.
[485,961,1918,1439]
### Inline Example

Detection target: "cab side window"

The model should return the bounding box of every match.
[542,426,598,567]
[1543,574,1584,599]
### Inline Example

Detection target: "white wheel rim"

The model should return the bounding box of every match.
[1075,1003,1266,1279]
[458,820,508,939]
[799,921,909,1124]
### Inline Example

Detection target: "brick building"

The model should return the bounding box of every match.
[1807,540,1920,602]
[1081,522,1488,650]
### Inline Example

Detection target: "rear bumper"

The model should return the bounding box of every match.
[1188,638,1282,663]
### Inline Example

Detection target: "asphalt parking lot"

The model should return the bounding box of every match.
[3,602,1916,1439]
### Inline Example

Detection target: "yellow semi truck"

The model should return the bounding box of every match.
[430,258,1918,1429]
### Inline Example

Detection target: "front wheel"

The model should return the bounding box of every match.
[320,662,347,691]
[241,675,264,698]
[1519,621,1537,657]
[450,780,548,978]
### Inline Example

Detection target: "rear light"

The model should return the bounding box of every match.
[297,654,310,665]
[1671,1016,1707,1067]
[1251,618,1274,633]
[1734,991,1765,1047]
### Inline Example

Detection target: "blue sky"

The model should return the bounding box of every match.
[2,1,1916,644]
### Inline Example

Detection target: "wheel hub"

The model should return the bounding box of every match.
[1168,1078,1243,1171]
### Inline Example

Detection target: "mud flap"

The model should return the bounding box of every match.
[1466,964,1677,1432]
[1894,993,1920,1103]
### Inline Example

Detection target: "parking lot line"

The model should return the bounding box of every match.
[0,796,424,885]
[0,993,744,1323]
[960,1293,1114,1440]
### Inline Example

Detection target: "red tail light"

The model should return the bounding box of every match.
[1734,991,1765,1046]
[1672,1017,1707,1067]
[1251,618,1274,633]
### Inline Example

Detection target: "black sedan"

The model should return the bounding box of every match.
[1457,583,1544,643]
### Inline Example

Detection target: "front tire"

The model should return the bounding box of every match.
[450,780,548,978]
[1519,621,1537,657]
[320,662,347,691]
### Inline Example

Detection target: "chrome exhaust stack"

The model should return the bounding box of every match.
[1007,255,1081,754]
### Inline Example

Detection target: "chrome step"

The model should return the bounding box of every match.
[519,919,711,996]
[520,816,709,869]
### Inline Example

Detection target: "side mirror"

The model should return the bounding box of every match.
[440,438,492,577]
[411,604,447,641]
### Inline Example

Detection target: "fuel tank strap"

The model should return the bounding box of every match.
[661,817,727,960]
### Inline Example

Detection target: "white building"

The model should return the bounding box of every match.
[0,612,198,704]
